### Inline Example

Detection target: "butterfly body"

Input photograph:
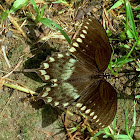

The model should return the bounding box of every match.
[36,17,117,128]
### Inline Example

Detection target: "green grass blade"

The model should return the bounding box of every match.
[130,101,136,137]
[125,0,138,40]
[125,109,129,135]
[112,117,117,135]
[103,127,111,136]
[53,0,68,5]
[9,0,28,14]
[125,109,133,140]
[135,95,140,98]
[90,131,104,140]
[112,57,133,67]
[30,0,40,15]
[114,134,130,139]
[108,46,116,75]
[40,18,71,44]
[40,4,46,18]
[115,42,136,75]
[107,0,123,12]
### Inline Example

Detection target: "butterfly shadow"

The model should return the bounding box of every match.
[22,19,57,82]
[19,19,64,128]
[30,98,63,128]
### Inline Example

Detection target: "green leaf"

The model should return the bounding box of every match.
[120,32,126,41]
[106,29,112,37]
[130,101,136,137]
[134,5,140,11]
[126,29,134,39]
[40,18,71,44]
[112,117,116,135]
[123,44,130,49]
[103,127,111,136]
[107,0,123,12]
[9,0,28,14]
[30,0,39,15]
[111,57,133,67]
[135,95,140,98]
[136,36,140,47]
[125,1,138,40]
[40,4,46,18]
[53,0,68,5]
[136,14,140,19]
[125,109,129,135]
[90,131,104,140]
[1,10,9,23]
[114,134,130,139]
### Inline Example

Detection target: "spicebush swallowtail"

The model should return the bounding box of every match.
[36,17,117,128]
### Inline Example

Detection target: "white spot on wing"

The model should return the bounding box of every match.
[76,38,82,43]
[54,102,59,106]
[63,102,69,107]
[84,26,88,29]
[90,112,95,116]
[41,91,49,97]
[66,53,70,56]
[85,109,91,114]
[47,97,52,102]
[69,47,76,52]
[51,79,58,82]
[99,123,102,126]
[82,30,87,34]
[57,53,63,58]
[51,83,58,87]
[43,63,49,69]
[81,106,86,111]
[49,57,55,62]
[80,34,85,38]
[96,119,99,123]
[73,42,79,47]
[69,58,76,63]
[44,75,50,80]
[39,70,47,75]
[76,103,83,108]
[46,87,51,92]
[93,115,97,120]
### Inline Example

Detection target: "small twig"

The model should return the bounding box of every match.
[3,82,37,95]
[1,45,11,68]
[2,55,23,78]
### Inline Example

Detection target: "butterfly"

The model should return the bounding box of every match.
[36,17,117,129]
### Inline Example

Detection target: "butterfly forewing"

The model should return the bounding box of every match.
[69,18,112,72]
[36,17,117,129]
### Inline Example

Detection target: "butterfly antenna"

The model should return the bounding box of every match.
[14,69,38,73]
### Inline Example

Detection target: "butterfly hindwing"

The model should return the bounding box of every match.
[37,52,100,108]
[74,80,117,128]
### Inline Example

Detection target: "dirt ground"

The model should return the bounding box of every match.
[0,0,140,139]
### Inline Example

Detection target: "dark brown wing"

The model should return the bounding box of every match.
[36,52,100,108]
[69,17,112,72]
[36,17,117,129]
[75,80,117,128]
